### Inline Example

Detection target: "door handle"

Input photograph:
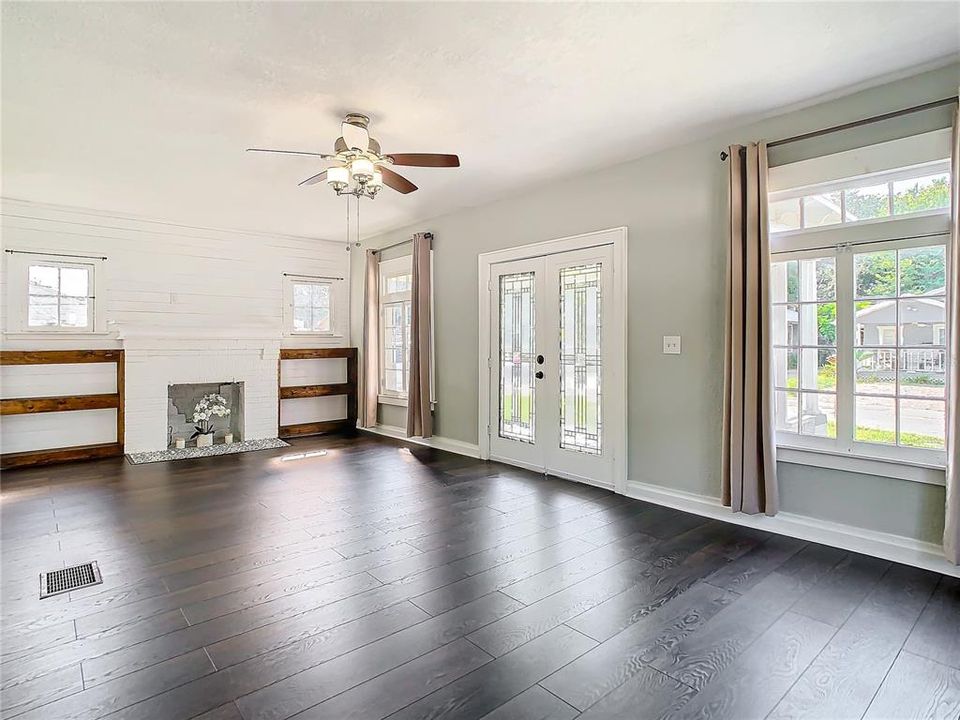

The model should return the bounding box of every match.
[535,371,544,380]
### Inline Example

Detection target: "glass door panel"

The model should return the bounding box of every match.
[559,263,602,455]
[499,271,537,443]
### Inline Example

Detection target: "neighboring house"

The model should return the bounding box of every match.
[855,288,946,376]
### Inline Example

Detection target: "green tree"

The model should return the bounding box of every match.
[900,246,945,294]
[855,251,896,297]
[817,303,836,344]
[894,177,949,214]
[845,188,888,221]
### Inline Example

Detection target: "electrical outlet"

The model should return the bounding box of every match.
[663,335,681,355]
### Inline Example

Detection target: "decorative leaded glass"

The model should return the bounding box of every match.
[559,263,602,454]
[499,272,536,443]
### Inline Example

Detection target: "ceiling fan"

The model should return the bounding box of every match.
[247,113,460,199]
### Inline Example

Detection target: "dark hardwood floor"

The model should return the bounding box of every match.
[2,433,958,720]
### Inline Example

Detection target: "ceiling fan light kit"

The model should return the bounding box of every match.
[247,112,460,201]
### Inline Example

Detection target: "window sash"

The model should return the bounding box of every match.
[24,261,95,332]
[378,256,414,398]
[288,280,334,334]
[772,235,948,466]
[380,300,411,397]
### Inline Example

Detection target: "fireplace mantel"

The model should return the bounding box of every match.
[119,333,282,353]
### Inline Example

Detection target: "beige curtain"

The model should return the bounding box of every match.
[359,249,379,428]
[406,232,433,438]
[945,101,960,564]
[722,142,779,516]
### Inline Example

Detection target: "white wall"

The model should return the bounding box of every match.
[1,198,351,453]
[353,63,958,547]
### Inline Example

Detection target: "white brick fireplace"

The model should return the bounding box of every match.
[122,336,281,454]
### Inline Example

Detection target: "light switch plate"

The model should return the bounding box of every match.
[663,335,681,355]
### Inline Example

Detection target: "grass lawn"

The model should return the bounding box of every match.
[502,394,532,425]
[825,421,943,449]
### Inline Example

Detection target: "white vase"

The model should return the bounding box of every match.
[196,433,214,448]
[224,433,234,444]
[174,438,186,449]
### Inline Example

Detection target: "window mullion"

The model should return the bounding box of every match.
[835,248,855,451]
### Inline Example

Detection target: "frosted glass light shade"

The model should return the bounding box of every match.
[327,166,349,187]
[369,170,383,188]
[351,158,374,181]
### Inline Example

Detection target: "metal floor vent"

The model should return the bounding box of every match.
[40,561,102,599]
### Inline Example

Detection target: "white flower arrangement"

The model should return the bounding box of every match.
[192,393,231,438]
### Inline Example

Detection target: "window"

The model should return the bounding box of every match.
[769,163,950,233]
[379,257,413,398]
[283,276,336,335]
[769,132,950,470]
[5,253,103,333]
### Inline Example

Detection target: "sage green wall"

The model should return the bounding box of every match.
[351,63,958,545]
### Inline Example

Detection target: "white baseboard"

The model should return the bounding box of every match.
[626,480,958,578]
[487,453,615,491]
[362,424,481,459]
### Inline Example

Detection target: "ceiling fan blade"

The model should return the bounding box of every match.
[247,148,334,158]
[386,153,460,168]
[380,166,418,194]
[298,170,328,186]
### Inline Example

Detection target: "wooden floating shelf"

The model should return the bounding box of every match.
[280,347,357,361]
[0,349,122,365]
[279,383,352,400]
[279,419,354,438]
[1,442,124,469]
[1,393,120,416]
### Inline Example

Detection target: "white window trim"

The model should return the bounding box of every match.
[4,251,107,334]
[768,128,951,192]
[282,275,343,337]
[778,446,946,486]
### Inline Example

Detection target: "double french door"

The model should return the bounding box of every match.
[487,243,623,488]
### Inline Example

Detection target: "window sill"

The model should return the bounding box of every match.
[3,331,113,338]
[777,445,945,486]
[378,395,437,411]
[282,332,345,339]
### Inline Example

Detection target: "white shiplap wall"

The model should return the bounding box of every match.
[1,198,352,453]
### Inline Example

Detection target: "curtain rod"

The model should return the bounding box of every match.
[720,95,958,161]
[371,232,433,254]
[771,229,948,256]
[4,248,107,261]
[282,272,344,281]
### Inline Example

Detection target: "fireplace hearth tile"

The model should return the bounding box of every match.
[126,438,289,465]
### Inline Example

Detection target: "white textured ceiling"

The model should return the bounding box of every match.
[2,2,958,240]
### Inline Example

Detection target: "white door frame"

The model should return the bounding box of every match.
[477,226,628,494]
